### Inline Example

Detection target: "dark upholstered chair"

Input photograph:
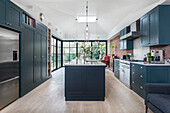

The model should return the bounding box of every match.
[145,83,170,113]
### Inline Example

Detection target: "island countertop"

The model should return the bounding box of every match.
[65,59,106,66]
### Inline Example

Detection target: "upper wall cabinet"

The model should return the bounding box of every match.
[0,0,21,30]
[140,5,170,46]
[120,27,130,38]
[120,39,133,50]
[0,0,6,24]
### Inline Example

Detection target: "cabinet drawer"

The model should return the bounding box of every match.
[132,86,144,98]
[132,81,144,98]
[132,73,145,83]
[132,80,144,89]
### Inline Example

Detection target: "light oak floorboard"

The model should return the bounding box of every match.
[1,68,153,113]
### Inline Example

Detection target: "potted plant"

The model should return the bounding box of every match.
[147,52,153,63]
[81,45,92,60]
[109,44,115,52]
[126,54,130,60]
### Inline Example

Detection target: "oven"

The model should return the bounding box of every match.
[119,60,130,88]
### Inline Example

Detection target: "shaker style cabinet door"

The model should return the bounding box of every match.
[41,35,48,79]
[21,26,34,87]
[0,0,21,30]
[66,67,86,93]
[120,40,124,50]
[86,67,105,94]
[149,10,159,45]
[6,3,21,29]
[34,32,42,83]
[0,0,6,25]
[140,15,149,46]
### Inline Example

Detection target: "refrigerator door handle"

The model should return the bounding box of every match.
[13,51,18,61]
[0,76,19,85]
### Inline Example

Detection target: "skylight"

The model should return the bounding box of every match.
[76,16,97,23]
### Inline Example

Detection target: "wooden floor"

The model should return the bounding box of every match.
[1,68,153,113]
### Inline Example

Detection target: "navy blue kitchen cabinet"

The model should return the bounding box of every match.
[0,0,22,30]
[6,1,22,30]
[65,66,105,101]
[41,34,48,80]
[86,67,105,95]
[20,23,49,96]
[140,5,170,46]
[0,0,50,97]
[114,59,120,79]
[21,25,35,96]
[140,15,149,46]
[36,22,48,80]
[131,63,170,98]
[0,0,6,25]
[34,31,42,83]
[120,39,133,50]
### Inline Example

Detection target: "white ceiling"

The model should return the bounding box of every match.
[11,0,166,40]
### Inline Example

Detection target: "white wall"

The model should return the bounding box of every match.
[133,38,150,60]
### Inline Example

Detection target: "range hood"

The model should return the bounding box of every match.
[120,20,140,40]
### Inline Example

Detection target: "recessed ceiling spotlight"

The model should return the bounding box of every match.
[40,13,45,21]
[27,5,33,10]
[48,22,51,26]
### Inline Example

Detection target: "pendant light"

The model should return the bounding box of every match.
[85,1,89,41]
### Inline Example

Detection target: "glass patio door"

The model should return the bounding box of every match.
[51,38,56,71]
[51,37,62,71]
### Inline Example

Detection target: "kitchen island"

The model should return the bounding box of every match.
[65,59,106,101]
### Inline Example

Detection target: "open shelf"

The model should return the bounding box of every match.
[48,28,51,76]
[23,12,35,27]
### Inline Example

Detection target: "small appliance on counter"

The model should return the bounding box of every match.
[151,50,164,64]
[121,55,126,60]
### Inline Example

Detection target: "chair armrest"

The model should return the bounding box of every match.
[145,83,170,105]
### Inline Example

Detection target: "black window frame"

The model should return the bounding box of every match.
[51,36,63,72]
[62,40,107,66]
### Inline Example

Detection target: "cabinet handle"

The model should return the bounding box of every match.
[132,81,135,84]
[140,67,143,69]
[6,22,10,25]
[6,22,12,26]
[42,56,44,58]
[34,56,36,58]
[133,72,135,75]
[132,65,134,67]
[140,86,143,89]
[140,75,143,78]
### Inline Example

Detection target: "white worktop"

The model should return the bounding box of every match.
[131,62,170,66]
[65,59,106,66]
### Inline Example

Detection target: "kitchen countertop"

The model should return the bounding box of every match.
[131,62,170,66]
[65,59,106,66]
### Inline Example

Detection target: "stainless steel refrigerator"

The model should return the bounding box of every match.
[0,27,19,109]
